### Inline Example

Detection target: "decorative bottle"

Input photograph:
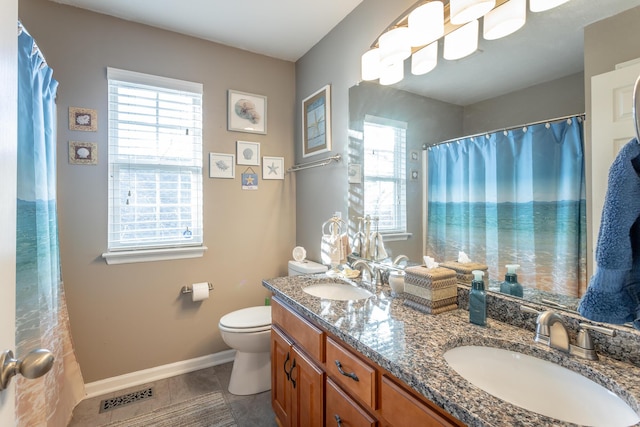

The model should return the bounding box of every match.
[469,270,486,326]
[499,264,523,298]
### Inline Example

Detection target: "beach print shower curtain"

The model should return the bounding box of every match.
[427,116,587,297]
[16,24,84,426]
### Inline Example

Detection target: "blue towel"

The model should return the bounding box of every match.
[578,138,640,328]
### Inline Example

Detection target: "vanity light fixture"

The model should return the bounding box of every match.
[380,61,405,85]
[361,48,381,80]
[412,41,438,75]
[378,26,412,66]
[483,0,526,40]
[443,19,479,60]
[450,0,495,24]
[529,0,570,13]
[408,1,445,47]
[360,0,572,84]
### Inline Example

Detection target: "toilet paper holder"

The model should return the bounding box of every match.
[181,282,213,295]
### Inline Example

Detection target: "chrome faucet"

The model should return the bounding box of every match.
[351,259,375,284]
[535,310,570,352]
[521,306,616,361]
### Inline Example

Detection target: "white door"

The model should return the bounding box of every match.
[0,0,18,424]
[590,61,640,270]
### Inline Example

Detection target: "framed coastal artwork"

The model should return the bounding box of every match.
[69,107,97,132]
[228,90,267,134]
[69,141,98,165]
[262,156,285,180]
[209,153,235,178]
[236,141,260,166]
[302,84,331,158]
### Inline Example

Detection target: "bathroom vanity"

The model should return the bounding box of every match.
[263,274,640,427]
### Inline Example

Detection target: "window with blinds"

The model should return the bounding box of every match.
[363,115,407,234]
[107,68,203,252]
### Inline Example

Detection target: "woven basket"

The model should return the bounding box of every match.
[439,261,488,286]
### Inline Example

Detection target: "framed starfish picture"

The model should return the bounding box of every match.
[262,156,284,180]
[302,85,331,158]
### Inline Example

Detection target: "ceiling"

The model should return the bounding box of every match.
[50,0,640,105]
[49,0,364,62]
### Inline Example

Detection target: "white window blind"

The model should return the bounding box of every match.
[363,115,407,234]
[107,67,203,252]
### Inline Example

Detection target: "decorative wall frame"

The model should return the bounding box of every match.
[241,167,259,190]
[236,141,260,166]
[348,163,362,184]
[262,156,285,180]
[302,84,331,158]
[228,90,267,134]
[69,141,98,165]
[69,107,97,131]
[209,153,235,178]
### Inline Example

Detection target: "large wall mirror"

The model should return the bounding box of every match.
[348,0,640,314]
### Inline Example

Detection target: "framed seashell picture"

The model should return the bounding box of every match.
[209,153,235,179]
[228,90,267,134]
[69,141,98,165]
[236,141,260,166]
[69,107,97,132]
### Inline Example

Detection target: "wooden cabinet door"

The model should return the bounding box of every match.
[272,327,294,427]
[291,346,324,427]
[326,378,377,427]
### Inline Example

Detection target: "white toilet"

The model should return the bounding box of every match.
[219,258,327,395]
[219,305,272,395]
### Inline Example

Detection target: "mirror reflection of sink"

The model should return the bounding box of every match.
[444,346,639,427]
[303,282,373,301]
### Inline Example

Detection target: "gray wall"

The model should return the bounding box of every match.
[295,0,416,263]
[20,0,296,382]
[464,72,585,135]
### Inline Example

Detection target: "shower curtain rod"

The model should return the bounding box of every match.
[422,113,586,150]
[17,22,47,65]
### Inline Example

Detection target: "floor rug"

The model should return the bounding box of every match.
[104,391,237,427]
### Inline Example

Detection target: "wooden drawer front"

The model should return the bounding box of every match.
[326,336,376,408]
[272,297,324,362]
[326,378,377,427]
[380,375,461,427]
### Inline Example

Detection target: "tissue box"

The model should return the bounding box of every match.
[438,261,488,286]
[403,266,458,314]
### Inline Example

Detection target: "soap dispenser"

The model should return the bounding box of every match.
[469,270,486,326]
[499,264,523,298]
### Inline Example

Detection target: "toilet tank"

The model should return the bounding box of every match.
[288,260,328,276]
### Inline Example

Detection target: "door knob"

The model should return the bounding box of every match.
[0,349,54,391]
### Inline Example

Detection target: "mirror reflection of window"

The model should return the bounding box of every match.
[363,115,407,235]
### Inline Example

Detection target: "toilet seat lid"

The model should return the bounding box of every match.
[219,306,272,329]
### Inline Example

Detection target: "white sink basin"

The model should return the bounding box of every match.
[444,346,639,427]
[303,282,373,301]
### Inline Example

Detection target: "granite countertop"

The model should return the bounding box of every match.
[263,273,640,427]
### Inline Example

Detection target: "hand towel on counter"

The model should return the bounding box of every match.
[578,138,640,328]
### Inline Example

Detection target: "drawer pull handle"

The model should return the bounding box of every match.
[284,352,291,381]
[335,360,359,382]
[334,414,343,426]
[290,358,297,389]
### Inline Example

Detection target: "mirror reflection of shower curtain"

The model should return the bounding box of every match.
[426,116,587,297]
[16,24,84,426]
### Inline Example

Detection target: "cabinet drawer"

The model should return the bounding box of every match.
[326,336,376,408]
[380,375,461,427]
[271,296,324,362]
[326,377,377,427]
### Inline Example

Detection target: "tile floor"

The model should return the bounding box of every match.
[68,362,278,427]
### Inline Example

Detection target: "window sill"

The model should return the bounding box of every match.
[102,246,208,265]
[381,233,412,242]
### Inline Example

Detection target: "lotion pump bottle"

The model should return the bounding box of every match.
[500,264,523,298]
[469,270,486,326]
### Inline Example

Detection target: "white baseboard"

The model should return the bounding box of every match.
[83,349,236,399]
